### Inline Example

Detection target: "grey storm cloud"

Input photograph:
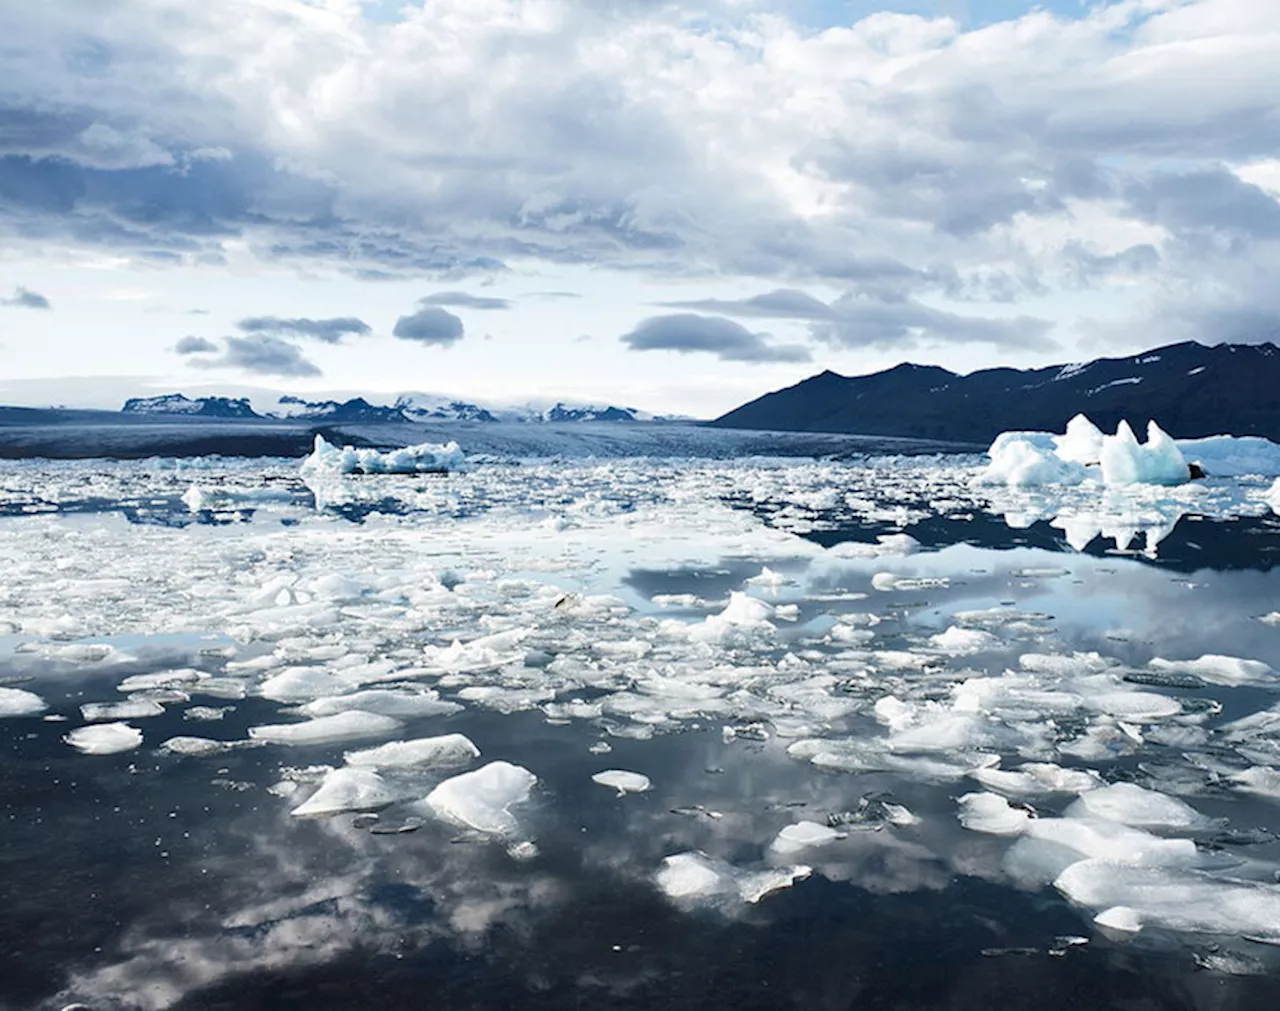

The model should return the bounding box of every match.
[192,335,322,377]
[1,285,50,309]
[620,314,812,363]
[418,291,512,311]
[236,316,372,343]
[392,306,465,347]
[174,335,217,354]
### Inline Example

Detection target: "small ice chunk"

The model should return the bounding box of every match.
[1064,783,1208,830]
[0,686,48,717]
[292,767,396,817]
[345,734,480,769]
[957,792,1031,835]
[248,710,402,746]
[300,689,463,719]
[160,736,233,756]
[688,592,775,643]
[301,433,465,475]
[1094,906,1143,934]
[425,761,537,835]
[118,669,203,692]
[977,435,1087,487]
[770,821,842,855]
[1230,767,1280,798]
[258,667,350,704]
[655,852,732,900]
[1027,817,1198,866]
[1148,655,1274,688]
[973,762,1101,798]
[592,769,652,795]
[745,566,790,589]
[80,699,165,721]
[65,722,143,755]
[737,865,812,903]
[929,626,997,655]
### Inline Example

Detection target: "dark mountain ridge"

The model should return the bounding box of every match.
[713,341,1280,443]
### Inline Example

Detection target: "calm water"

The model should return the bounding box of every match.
[2,454,1280,1010]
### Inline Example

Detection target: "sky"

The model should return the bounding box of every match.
[0,0,1278,417]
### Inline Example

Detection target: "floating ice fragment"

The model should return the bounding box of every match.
[160,736,235,756]
[80,699,165,721]
[301,689,463,719]
[1053,414,1105,465]
[248,710,402,746]
[745,566,791,590]
[591,769,651,795]
[973,762,1101,798]
[929,626,997,655]
[292,767,396,817]
[1229,767,1280,799]
[1094,906,1143,934]
[655,852,811,905]
[425,761,537,836]
[345,734,480,769]
[1026,817,1198,866]
[117,669,203,692]
[0,686,48,717]
[1148,655,1274,688]
[770,821,842,855]
[687,592,775,644]
[258,667,351,704]
[1055,860,1280,940]
[65,722,143,755]
[1064,783,1210,830]
[977,436,1087,487]
[301,433,465,475]
[957,792,1032,835]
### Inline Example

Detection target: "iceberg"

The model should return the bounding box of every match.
[591,769,652,795]
[0,686,48,717]
[301,433,466,476]
[344,733,480,769]
[1098,420,1189,486]
[291,767,396,817]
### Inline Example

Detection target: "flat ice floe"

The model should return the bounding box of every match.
[344,733,480,769]
[424,761,537,836]
[248,711,402,746]
[591,769,652,795]
[291,767,396,817]
[655,852,812,905]
[64,722,144,755]
[0,686,47,716]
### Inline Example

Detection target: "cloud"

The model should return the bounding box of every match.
[657,289,834,320]
[392,306,465,346]
[174,335,217,354]
[417,291,512,310]
[0,0,1276,355]
[620,313,811,363]
[812,295,1056,352]
[235,316,371,343]
[1,285,50,309]
[193,335,322,377]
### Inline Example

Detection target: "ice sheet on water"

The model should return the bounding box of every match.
[0,686,47,716]
[424,760,536,836]
[591,769,651,795]
[291,767,396,817]
[957,792,1033,835]
[972,761,1102,797]
[65,722,143,755]
[929,626,998,655]
[683,591,776,644]
[345,733,480,769]
[248,710,402,746]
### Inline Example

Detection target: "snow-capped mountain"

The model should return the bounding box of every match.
[121,394,259,419]
[114,390,686,424]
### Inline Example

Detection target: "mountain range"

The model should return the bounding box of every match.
[712,341,1280,443]
[121,392,684,425]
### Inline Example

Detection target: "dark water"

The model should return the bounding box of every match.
[3,457,1280,1010]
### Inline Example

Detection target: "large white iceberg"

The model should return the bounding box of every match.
[301,434,466,476]
[979,414,1191,487]
[424,760,536,835]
